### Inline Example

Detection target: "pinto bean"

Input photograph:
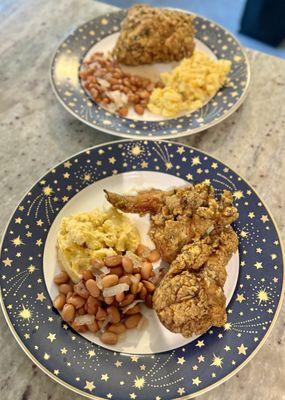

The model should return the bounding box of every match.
[54,271,69,284]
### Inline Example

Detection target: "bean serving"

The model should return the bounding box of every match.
[79,52,164,117]
[53,244,162,345]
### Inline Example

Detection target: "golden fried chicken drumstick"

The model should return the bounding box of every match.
[105,182,239,337]
[105,183,238,263]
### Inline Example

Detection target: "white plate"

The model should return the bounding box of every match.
[44,171,239,354]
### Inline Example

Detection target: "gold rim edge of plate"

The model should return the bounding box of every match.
[0,138,284,400]
[49,9,251,140]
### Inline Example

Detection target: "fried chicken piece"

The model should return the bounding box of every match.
[152,227,238,336]
[105,183,238,263]
[113,5,195,65]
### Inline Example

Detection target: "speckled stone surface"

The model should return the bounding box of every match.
[0,1,284,399]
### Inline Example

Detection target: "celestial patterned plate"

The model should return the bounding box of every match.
[50,9,250,139]
[0,140,283,400]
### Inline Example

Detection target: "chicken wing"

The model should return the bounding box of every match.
[105,182,238,262]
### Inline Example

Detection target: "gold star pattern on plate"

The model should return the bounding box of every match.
[36,239,43,247]
[133,376,145,389]
[36,292,46,302]
[224,322,232,331]
[254,261,263,270]
[36,219,44,226]
[192,365,198,371]
[130,145,142,156]
[196,340,204,348]
[84,381,95,392]
[43,186,53,196]
[186,173,193,180]
[88,349,96,358]
[107,394,113,398]
[2,257,12,267]
[60,347,68,355]
[177,387,185,395]
[109,157,116,164]
[211,162,218,169]
[130,355,139,362]
[224,345,231,352]
[12,235,24,247]
[192,377,202,386]
[15,217,22,224]
[44,353,50,360]
[63,172,70,179]
[257,289,270,304]
[237,344,248,355]
[101,373,109,382]
[191,156,201,166]
[177,357,186,365]
[140,365,146,371]
[260,215,269,223]
[47,333,56,343]
[141,161,148,168]
[64,161,72,168]
[27,264,36,273]
[236,293,246,303]
[24,333,30,339]
[240,230,248,238]
[18,305,32,321]
[84,174,91,181]
[198,355,205,363]
[177,146,185,154]
[233,190,243,199]
[62,196,69,202]
[26,231,32,237]
[211,354,223,368]
[115,360,122,368]
[248,212,255,219]
[129,393,137,399]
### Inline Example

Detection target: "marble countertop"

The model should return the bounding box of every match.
[0,0,284,399]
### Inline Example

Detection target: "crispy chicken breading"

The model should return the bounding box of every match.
[152,227,238,336]
[113,5,195,66]
[105,182,239,337]
[105,182,238,263]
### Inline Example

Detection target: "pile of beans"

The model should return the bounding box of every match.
[53,244,161,345]
[79,52,163,117]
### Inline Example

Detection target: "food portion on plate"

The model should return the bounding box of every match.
[79,4,232,118]
[53,207,163,345]
[112,4,195,65]
[106,182,239,337]
[148,52,231,118]
[80,52,163,117]
[53,181,238,345]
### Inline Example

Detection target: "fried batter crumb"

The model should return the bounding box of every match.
[113,4,195,66]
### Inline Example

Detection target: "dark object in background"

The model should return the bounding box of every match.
[240,0,285,46]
